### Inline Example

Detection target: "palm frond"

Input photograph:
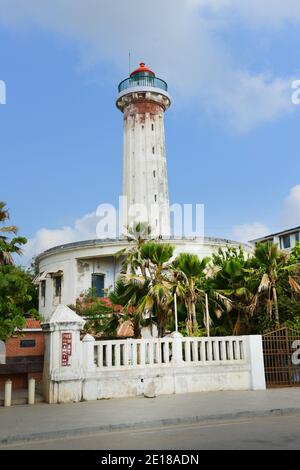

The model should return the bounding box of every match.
[288,276,300,294]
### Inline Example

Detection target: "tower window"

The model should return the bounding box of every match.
[151,123,154,131]
[152,147,155,154]
[54,276,62,299]
[40,280,46,307]
[153,170,156,178]
[154,194,157,202]
[92,273,105,297]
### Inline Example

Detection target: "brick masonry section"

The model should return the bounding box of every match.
[6,331,44,357]
[0,318,45,390]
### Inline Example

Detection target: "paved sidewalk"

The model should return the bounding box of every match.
[0,388,300,445]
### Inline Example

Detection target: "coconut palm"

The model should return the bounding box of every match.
[0,202,27,265]
[211,247,253,335]
[172,253,210,335]
[120,241,175,336]
[251,242,300,325]
[117,222,152,275]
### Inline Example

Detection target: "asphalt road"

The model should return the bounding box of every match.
[1,413,300,450]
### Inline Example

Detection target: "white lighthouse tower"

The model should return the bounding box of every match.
[116,63,171,237]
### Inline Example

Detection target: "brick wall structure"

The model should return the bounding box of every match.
[0,319,45,390]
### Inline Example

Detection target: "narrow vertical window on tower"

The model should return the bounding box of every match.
[152,146,155,154]
[151,123,154,131]
[153,170,156,178]
[41,280,46,307]
[154,194,157,202]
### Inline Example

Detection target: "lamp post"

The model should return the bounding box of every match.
[174,292,178,332]
[205,292,210,337]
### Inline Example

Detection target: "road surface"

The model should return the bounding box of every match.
[1,413,300,450]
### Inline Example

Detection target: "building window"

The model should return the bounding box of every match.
[151,123,154,131]
[92,273,105,297]
[154,194,157,202]
[54,276,62,298]
[153,170,156,178]
[295,232,300,244]
[152,146,155,154]
[280,234,291,250]
[41,280,46,307]
[20,339,36,348]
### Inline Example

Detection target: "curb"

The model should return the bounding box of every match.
[1,406,300,445]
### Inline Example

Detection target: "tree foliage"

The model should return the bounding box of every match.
[0,202,39,340]
[0,265,39,340]
[0,202,27,265]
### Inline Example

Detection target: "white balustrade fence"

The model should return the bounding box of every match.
[93,336,245,369]
[94,338,174,368]
[41,305,266,404]
[181,337,244,364]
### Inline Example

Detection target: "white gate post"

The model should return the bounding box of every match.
[42,305,85,403]
[170,331,183,364]
[82,334,97,401]
[28,378,35,405]
[246,335,266,390]
[82,334,96,372]
[4,379,12,407]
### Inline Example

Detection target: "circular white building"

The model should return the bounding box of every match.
[36,63,253,320]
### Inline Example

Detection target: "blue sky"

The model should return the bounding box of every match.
[0,0,300,262]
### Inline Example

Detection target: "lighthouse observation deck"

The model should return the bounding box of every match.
[118,75,168,93]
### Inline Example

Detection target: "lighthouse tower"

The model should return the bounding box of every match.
[116,63,171,237]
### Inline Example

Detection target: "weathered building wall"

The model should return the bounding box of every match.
[117,89,171,237]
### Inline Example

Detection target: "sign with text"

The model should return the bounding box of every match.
[61,332,72,366]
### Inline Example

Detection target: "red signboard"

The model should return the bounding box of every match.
[61,332,72,366]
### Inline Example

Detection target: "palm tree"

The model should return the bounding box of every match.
[211,247,254,335]
[211,257,252,334]
[172,253,210,335]
[0,202,26,265]
[120,241,175,336]
[109,279,149,337]
[117,222,152,275]
[251,242,300,325]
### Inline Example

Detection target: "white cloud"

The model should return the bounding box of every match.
[280,184,300,227]
[232,222,270,243]
[232,184,300,242]
[190,0,300,28]
[23,211,99,262]
[0,0,297,132]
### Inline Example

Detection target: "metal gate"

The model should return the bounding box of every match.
[263,327,300,387]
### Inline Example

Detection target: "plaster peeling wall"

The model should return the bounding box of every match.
[120,91,170,237]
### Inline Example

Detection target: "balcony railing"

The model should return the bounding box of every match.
[118,76,168,93]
